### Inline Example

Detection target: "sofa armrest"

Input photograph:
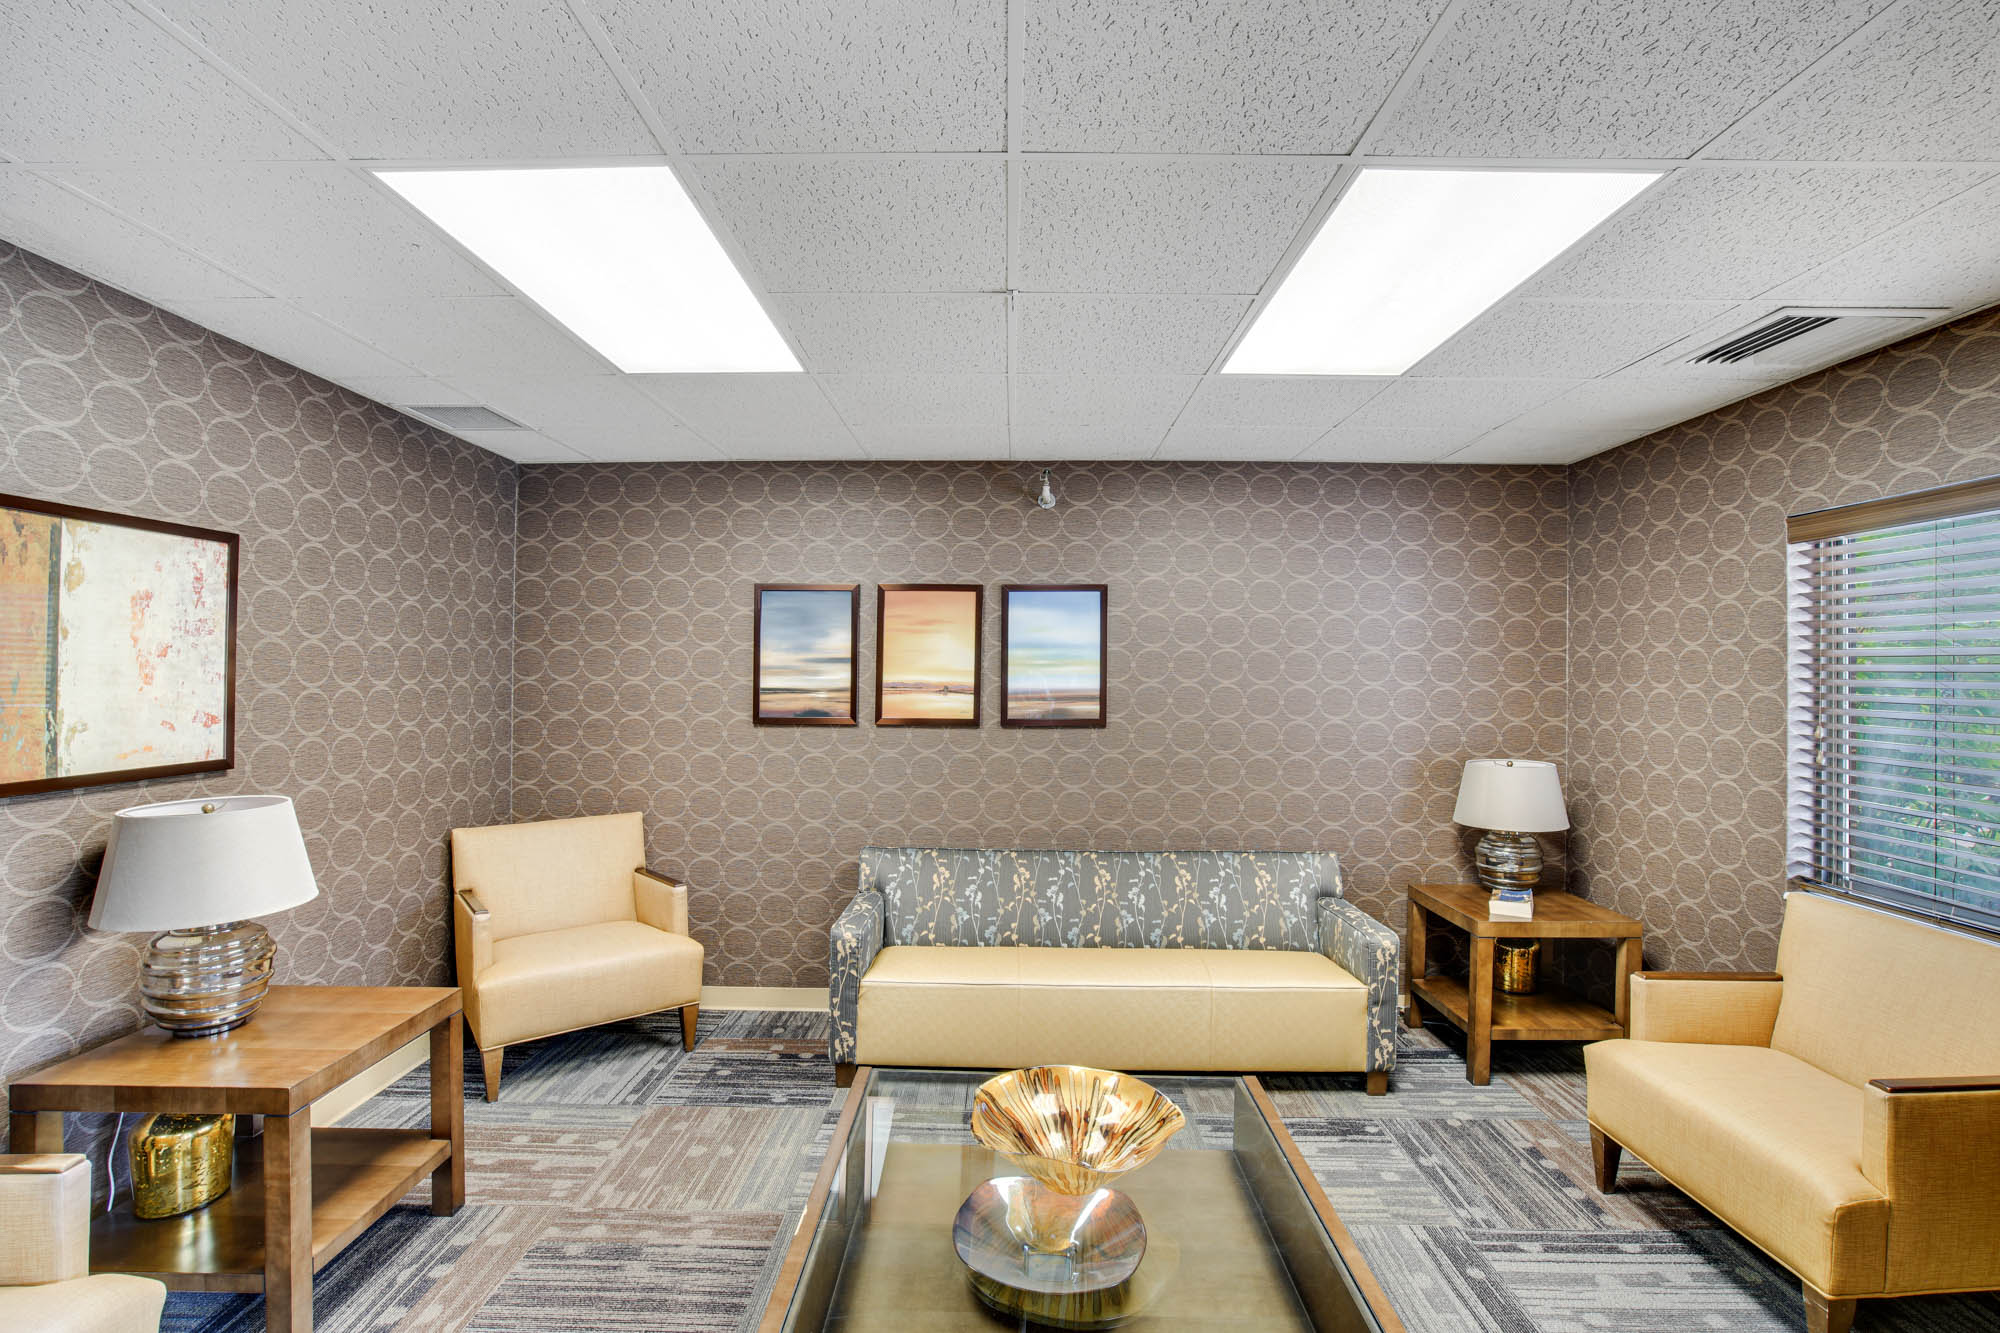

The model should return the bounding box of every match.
[828,890,886,1065]
[1862,1078,2000,1291]
[634,867,690,937]
[453,889,493,986]
[1627,972,1783,1045]
[1316,897,1399,1074]
[0,1154,91,1285]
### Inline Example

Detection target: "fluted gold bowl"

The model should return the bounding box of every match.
[970,1065,1186,1196]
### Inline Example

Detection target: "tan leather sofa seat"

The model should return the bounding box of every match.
[474,920,703,1050]
[857,945,1368,1073]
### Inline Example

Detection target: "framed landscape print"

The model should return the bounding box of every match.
[753,584,858,726]
[875,584,981,727]
[1001,584,1107,728]
[0,492,237,797]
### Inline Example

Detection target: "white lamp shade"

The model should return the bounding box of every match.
[1452,759,1569,833]
[89,795,319,933]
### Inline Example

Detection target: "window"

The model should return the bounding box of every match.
[1787,476,2000,933]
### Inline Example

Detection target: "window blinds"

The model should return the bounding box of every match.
[1787,478,2000,934]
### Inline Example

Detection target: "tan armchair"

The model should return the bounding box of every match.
[1587,891,2000,1333]
[451,812,703,1100]
[0,1154,165,1332]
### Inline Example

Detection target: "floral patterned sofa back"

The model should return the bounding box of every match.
[860,846,1341,952]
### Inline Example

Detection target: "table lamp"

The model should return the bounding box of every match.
[1452,759,1568,895]
[89,795,319,1038]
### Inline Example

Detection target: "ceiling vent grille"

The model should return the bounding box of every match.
[1677,307,1944,373]
[399,404,526,431]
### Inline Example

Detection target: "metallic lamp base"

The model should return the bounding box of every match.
[1475,830,1542,894]
[139,920,275,1037]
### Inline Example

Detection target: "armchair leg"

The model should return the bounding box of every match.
[1590,1126,1621,1193]
[479,1046,503,1102]
[679,1003,699,1050]
[834,1062,856,1088]
[1365,1071,1388,1096]
[1802,1285,1856,1333]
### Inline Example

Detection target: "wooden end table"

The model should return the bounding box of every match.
[8,985,463,1333]
[1404,882,1642,1085]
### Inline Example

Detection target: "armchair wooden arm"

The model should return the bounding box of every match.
[633,866,689,937]
[453,888,493,986]
[1627,971,1783,1046]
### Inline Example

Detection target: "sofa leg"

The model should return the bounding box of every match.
[834,1062,856,1088]
[1590,1126,1621,1193]
[480,1046,503,1103]
[1802,1285,1856,1333]
[679,1003,699,1050]
[1365,1071,1388,1096]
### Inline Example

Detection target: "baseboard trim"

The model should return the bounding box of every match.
[316,1035,428,1126]
[703,985,828,1011]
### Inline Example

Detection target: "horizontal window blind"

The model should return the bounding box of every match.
[1788,479,2000,934]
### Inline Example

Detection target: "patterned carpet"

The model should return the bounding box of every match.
[157,1011,2000,1333]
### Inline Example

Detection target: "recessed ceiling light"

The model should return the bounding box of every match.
[374,166,801,374]
[1223,168,1660,377]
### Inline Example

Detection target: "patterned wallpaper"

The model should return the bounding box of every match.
[0,244,517,1113]
[1566,305,2000,977]
[513,462,1573,987]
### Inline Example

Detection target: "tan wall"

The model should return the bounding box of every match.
[512,462,1572,987]
[1566,306,2000,979]
[0,244,517,1112]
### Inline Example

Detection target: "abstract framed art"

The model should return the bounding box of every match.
[752,583,859,726]
[1000,584,1107,728]
[0,492,238,797]
[875,583,981,727]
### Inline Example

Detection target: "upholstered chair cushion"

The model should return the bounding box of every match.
[450,811,645,941]
[471,920,702,1049]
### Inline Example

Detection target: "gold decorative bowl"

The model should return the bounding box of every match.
[970,1065,1186,1196]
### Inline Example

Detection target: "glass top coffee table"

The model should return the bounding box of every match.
[758,1068,1405,1332]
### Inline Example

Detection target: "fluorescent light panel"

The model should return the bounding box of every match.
[1224,168,1660,377]
[375,166,799,373]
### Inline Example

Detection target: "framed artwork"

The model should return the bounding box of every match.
[875,584,982,727]
[753,584,858,726]
[0,492,237,798]
[1001,584,1107,728]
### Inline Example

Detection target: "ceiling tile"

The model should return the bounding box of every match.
[1343,377,1580,432]
[1610,301,1832,379]
[50,167,503,302]
[1442,424,1638,465]
[1411,298,1739,379]
[332,376,479,409]
[775,294,1006,373]
[151,0,656,158]
[1520,165,1988,302]
[164,298,420,379]
[1021,0,1445,152]
[850,424,1011,459]
[818,374,1008,428]
[1767,175,2000,308]
[593,0,1004,152]
[1708,0,2000,161]
[456,429,588,464]
[634,373,859,453]
[449,374,720,460]
[1152,425,1322,461]
[1502,376,1783,435]
[1011,427,1165,460]
[1011,375,1200,432]
[1013,295,1251,373]
[1179,376,1390,430]
[314,297,609,377]
[1,0,321,163]
[0,174,261,300]
[1296,425,1483,462]
[1370,0,1888,158]
[1016,159,1334,293]
[692,158,1004,292]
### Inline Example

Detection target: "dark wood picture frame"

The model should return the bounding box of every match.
[0,491,239,799]
[1000,583,1108,729]
[752,583,859,727]
[874,583,982,728]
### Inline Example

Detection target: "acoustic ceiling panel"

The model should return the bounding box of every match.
[1013,295,1252,374]
[774,293,1007,374]
[1410,298,1738,380]
[634,374,859,453]
[312,297,609,378]
[1178,376,1390,431]
[817,374,1010,430]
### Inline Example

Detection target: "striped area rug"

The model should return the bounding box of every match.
[158,1012,2000,1332]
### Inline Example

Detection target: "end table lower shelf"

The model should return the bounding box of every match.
[1407,974,1626,1044]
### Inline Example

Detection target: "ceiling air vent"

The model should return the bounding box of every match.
[1678,307,1944,373]
[398,404,526,432]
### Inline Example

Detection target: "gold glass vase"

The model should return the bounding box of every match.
[130,1112,235,1219]
[1497,940,1540,996]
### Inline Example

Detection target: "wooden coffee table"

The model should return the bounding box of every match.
[1404,882,1642,1085]
[8,985,463,1333]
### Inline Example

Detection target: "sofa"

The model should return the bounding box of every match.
[0,1154,165,1333]
[828,846,1400,1093]
[1587,890,2000,1333]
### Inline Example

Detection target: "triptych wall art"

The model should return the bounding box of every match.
[752,582,1105,729]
